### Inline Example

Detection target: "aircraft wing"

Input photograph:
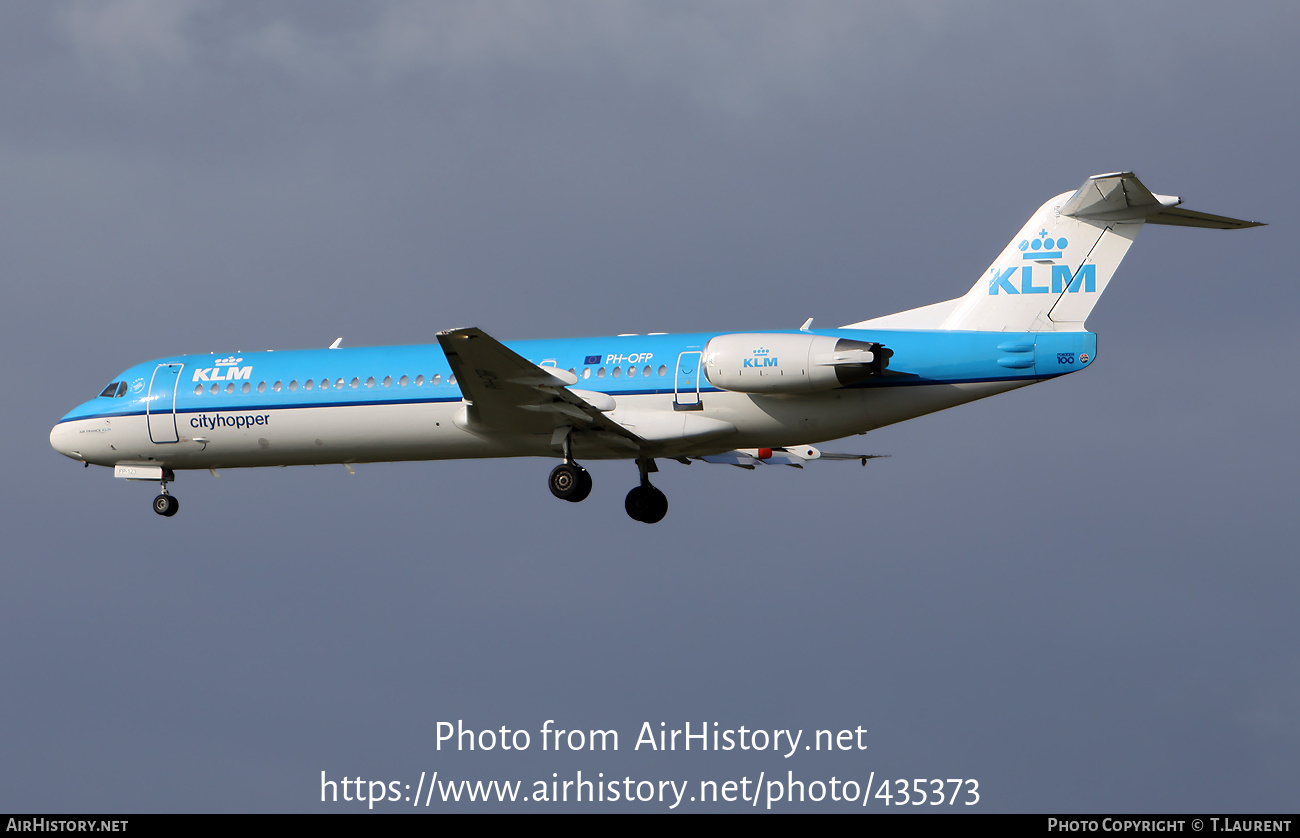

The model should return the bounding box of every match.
[436,327,646,449]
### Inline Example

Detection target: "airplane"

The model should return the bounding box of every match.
[49,172,1261,523]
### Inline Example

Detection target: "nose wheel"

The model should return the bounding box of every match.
[625,458,668,524]
[153,472,179,517]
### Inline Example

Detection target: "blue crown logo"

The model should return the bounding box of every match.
[1018,229,1067,260]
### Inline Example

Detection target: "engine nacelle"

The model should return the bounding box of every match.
[703,333,889,394]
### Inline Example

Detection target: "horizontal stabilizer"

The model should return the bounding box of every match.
[1061,172,1264,228]
[1058,172,1173,221]
[1145,206,1265,230]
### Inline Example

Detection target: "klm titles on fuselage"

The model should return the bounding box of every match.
[191,358,253,382]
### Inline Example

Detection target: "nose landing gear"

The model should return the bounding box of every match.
[152,470,179,517]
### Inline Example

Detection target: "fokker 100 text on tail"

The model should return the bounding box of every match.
[51,173,1261,523]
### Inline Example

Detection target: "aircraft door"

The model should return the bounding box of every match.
[146,364,183,444]
[674,351,703,410]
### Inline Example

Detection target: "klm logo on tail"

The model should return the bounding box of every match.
[989,233,1096,296]
[988,264,1096,295]
[1019,230,1066,259]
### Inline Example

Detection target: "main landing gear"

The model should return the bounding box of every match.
[625,457,668,524]
[549,431,593,503]
[152,470,179,517]
[546,453,669,524]
[549,462,593,502]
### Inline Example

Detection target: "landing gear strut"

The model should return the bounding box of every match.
[152,470,179,517]
[549,432,592,503]
[625,458,668,524]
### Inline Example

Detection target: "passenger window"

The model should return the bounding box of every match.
[415,375,424,386]
[627,365,637,378]
[335,378,345,390]
[582,368,591,380]
[383,376,392,387]
[597,367,607,378]
[432,374,441,385]
[643,365,652,378]
[399,375,408,387]
[658,365,667,377]
[351,377,360,389]
[194,385,203,396]
[449,375,456,385]
[241,382,251,394]
[274,381,283,392]
[304,380,314,391]
[210,383,219,395]
[225,383,235,394]
[366,377,375,388]
[289,380,298,391]
[257,381,266,393]
[612,366,622,378]
[320,379,330,390]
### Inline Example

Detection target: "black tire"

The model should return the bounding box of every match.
[571,468,593,503]
[641,486,668,524]
[549,464,589,502]
[153,495,179,517]
[626,485,667,523]
[625,486,647,521]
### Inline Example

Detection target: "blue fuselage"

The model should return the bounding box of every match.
[51,328,1097,470]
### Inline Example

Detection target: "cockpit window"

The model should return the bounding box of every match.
[115,381,128,398]
[99,382,121,398]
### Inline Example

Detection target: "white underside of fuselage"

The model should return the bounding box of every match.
[51,379,1033,471]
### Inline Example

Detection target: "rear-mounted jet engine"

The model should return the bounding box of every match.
[702,333,890,394]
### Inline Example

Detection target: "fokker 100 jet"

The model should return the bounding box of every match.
[50,173,1260,522]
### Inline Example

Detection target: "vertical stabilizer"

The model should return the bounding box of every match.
[938,173,1261,332]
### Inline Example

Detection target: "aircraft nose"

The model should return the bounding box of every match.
[49,421,81,461]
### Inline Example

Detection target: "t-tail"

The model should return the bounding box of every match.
[851,173,1263,333]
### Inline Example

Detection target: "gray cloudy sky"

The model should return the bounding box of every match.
[2,1,1297,813]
